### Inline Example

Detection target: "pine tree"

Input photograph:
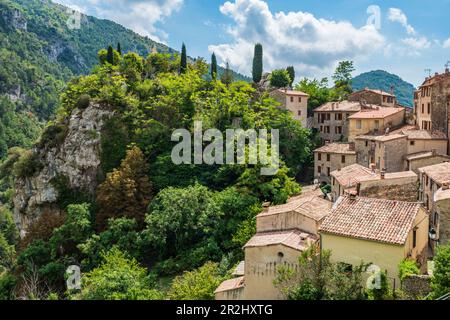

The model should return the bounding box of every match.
[286,66,295,87]
[117,42,122,56]
[180,43,187,74]
[107,45,114,64]
[252,43,263,83]
[220,62,234,86]
[211,53,218,80]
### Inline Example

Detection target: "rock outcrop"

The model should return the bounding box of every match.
[1,8,27,31]
[13,104,115,236]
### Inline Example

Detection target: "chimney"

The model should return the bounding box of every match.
[349,142,355,151]
[349,192,357,201]
[442,182,449,190]
[370,163,376,173]
[380,170,386,180]
[446,68,449,74]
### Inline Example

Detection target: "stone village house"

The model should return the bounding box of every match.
[269,89,309,128]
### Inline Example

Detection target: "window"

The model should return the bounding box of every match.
[320,126,323,132]
[327,154,330,161]
[335,126,342,134]
[325,126,330,133]
[426,176,429,186]
[374,120,379,130]
[434,212,439,226]
[427,103,431,114]
[413,228,417,248]
[318,153,322,161]
[422,104,424,113]
[298,110,302,116]
[341,155,346,163]
[326,113,331,120]
[365,141,368,147]
[410,140,415,146]
[335,113,342,120]
[318,166,322,174]
[356,120,362,129]
[298,97,302,103]
[327,167,331,176]
[290,97,294,102]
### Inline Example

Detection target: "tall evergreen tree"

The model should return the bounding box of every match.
[117,42,122,56]
[211,53,218,80]
[252,43,263,83]
[180,43,187,74]
[286,66,295,87]
[107,45,114,64]
[220,62,234,86]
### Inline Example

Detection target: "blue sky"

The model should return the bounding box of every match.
[54,0,450,86]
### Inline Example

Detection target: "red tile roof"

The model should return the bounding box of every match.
[351,88,395,97]
[244,229,318,251]
[314,100,361,112]
[314,143,356,155]
[319,196,421,245]
[331,164,376,189]
[349,107,404,119]
[418,162,450,185]
[276,89,309,96]
[214,276,245,293]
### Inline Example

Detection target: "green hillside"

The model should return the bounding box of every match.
[0,0,249,156]
[352,70,415,107]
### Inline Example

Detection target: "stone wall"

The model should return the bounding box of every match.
[359,179,418,202]
[401,275,431,299]
[384,137,408,172]
[407,154,450,173]
[430,77,450,135]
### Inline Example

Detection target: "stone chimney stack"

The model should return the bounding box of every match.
[442,182,449,190]
[380,170,386,180]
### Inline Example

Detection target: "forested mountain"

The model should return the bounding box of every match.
[352,70,415,107]
[0,0,249,156]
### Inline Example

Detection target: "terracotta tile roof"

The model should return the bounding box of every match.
[214,276,245,293]
[355,133,406,142]
[348,107,404,119]
[352,88,396,97]
[319,196,421,245]
[330,164,376,188]
[314,100,361,112]
[258,188,331,221]
[402,130,447,140]
[357,171,417,183]
[314,143,356,155]
[434,187,450,202]
[406,151,449,161]
[275,89,309,96]
[420,71,450,86]
[244,229,318,251]
[418,162,450,185]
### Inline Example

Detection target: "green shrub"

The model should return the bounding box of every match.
[398,259,420,282]
[12,150,43,178]
[76,94,91,109]
[0,273,17,300]
[37,122,69,149]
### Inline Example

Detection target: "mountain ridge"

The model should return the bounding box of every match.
[352,70,415,107]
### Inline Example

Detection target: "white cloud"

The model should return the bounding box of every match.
[388,8,415,35]
[402,37,431,50]
[54,0,183,42]
[208,0,385,78]
[443,38,450,48]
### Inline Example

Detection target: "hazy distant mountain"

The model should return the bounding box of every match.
[352,70,415,107]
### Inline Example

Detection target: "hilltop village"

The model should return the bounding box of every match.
[216,68,450,300]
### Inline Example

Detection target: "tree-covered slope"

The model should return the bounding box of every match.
[0,0,249,156]
[352,70,415,107]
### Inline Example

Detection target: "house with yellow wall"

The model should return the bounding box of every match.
[348,106,405,142]
[319,196,429,287]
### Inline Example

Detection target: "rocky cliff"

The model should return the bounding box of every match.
[13,104,115,236]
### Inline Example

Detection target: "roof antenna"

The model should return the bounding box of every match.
[425,68,431,77]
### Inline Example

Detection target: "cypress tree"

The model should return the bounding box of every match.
[117,42,122,56]
[107,45,114,64]
[252,43,263,83]
[220,62,234,86]
[180,43,187,74]
[286,66,295,87]
[211,53,218,80]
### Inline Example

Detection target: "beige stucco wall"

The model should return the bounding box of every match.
[407,139,447,155]
[313,111,358,142]
[314,151,357,183]
[415,92,431,130]
[285,95,308,128]
[321,207,429,285]
[244,245,302,300]
[355,137,407,172]
[257,212,320,235]
[348,110,405,142]
[215,286,245,300]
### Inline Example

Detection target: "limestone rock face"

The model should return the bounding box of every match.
[1,8,27,31]
[13,104,115,236]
